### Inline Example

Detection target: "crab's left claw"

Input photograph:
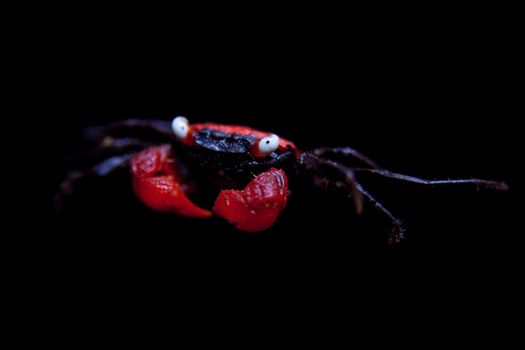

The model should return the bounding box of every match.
[131,145,212,218]
[213,168,289,232]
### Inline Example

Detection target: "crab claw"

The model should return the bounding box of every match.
[213,168,289,232]
[131,145,212,218]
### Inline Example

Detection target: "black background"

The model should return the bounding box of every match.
[27,11,521,302]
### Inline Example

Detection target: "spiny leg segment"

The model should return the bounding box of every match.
[55,153,135,211]
[302,152,402,243]
[84,119,174,143]
[305,147,508,244]
[56,119,170,211]
[352,168,509,191]
[355,184,404,244]
[312,147,382,169]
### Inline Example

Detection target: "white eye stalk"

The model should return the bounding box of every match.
[172,116,190,140]
[258,134,280,156]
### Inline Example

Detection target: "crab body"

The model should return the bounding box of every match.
[131,120,300,231]
[57,116,508,244]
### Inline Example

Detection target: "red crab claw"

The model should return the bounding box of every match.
[213,168,289,232]
[131,145,212,218]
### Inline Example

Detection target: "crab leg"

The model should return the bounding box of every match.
[55,153,134,212]
[351,168,509,191]
[131,145,212,218]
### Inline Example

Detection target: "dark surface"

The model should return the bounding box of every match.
[26,17,520,296]
[10,8,523,345]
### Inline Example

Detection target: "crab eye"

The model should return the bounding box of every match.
[172,116,190,140]
[257,134,280,156]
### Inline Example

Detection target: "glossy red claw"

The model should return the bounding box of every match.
[213,168,289,232]
[131,145,212,218]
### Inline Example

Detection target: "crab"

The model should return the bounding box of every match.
[56,116,508,243]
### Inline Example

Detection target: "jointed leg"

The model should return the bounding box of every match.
[302,153,403,243]
[352,168,509,191]
[55,153,135,211]
[57,118,179,213]
[312,147,382,169]
[355,184,404,244]
[322,159,364,214]
[302,153,363,214]
[84,119,174,143]
[64,137,153,167]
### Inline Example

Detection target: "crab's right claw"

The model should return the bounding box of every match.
[131,145,212,218]
[213,168,289,232]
